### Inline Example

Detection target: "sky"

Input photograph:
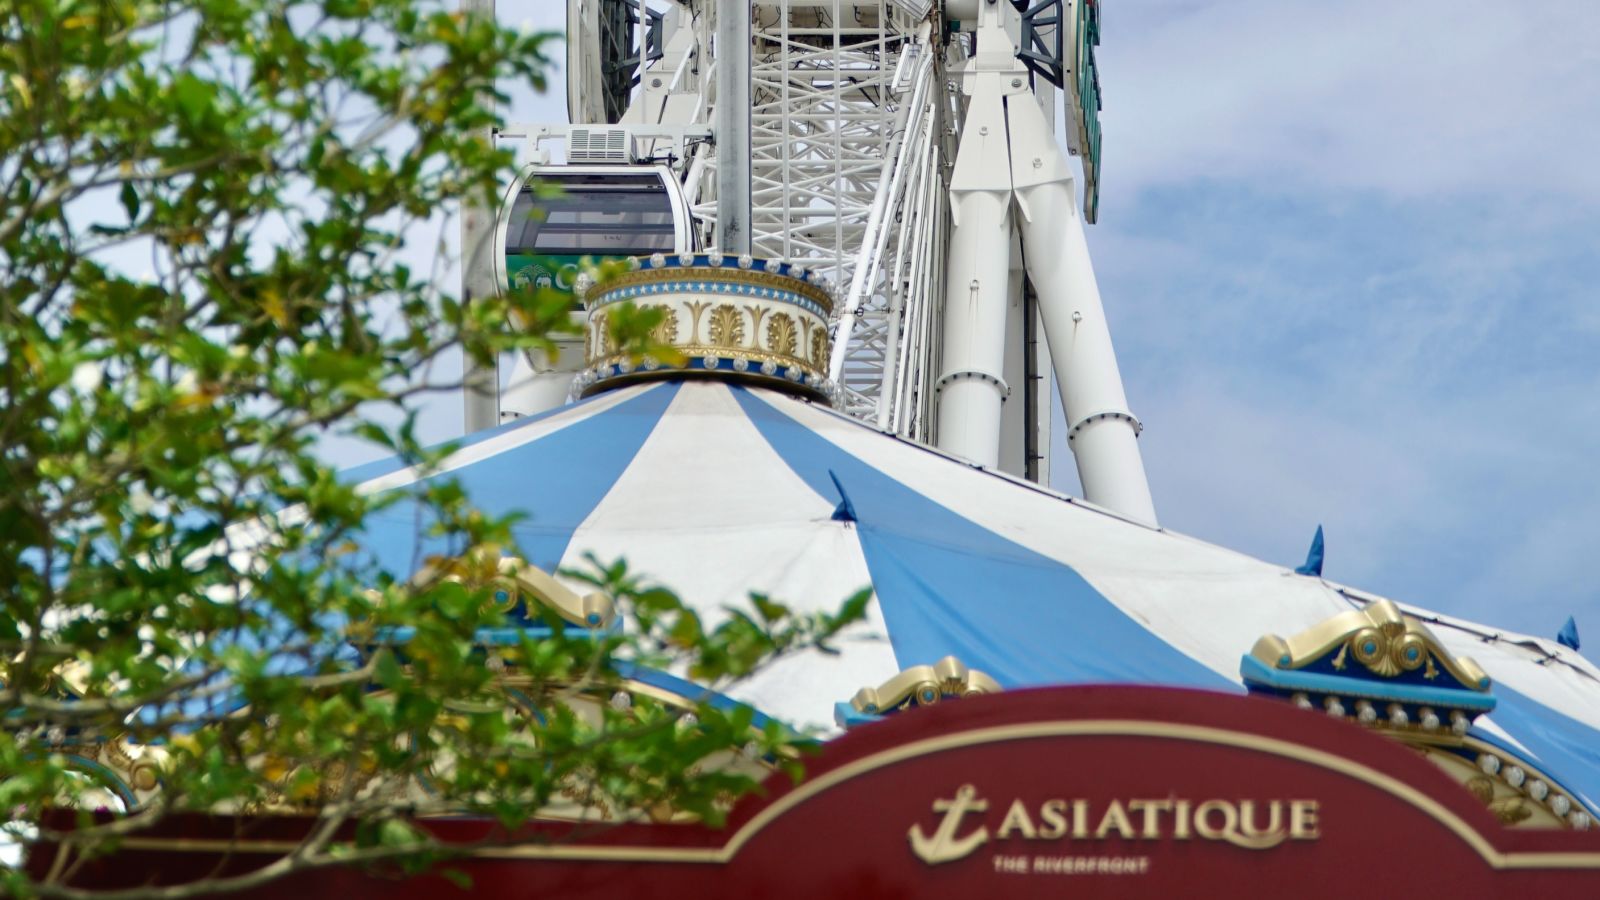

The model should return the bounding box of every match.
[1080,0,1600,638]
[390,0,1600,643]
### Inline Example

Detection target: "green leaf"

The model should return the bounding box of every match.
[119,182,140,221]
[170,72,214,125]
[832,587,874,630]
[750,593,790,624]
[378,817,425,849]
[374,649,404,690]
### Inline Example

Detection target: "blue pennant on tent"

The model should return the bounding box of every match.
[828,469,857,523]
[1294,525,1325,577]
[1558,616,1581,651]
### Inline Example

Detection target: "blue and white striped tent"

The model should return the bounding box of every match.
[343,379,1600,810]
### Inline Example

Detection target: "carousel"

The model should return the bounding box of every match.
[33,1,1600,896]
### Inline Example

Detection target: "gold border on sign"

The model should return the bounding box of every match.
[111,720,1600,869]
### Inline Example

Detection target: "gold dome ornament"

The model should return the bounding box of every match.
[574,254,839,404]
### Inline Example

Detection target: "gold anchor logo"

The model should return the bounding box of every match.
[908,784,991,865]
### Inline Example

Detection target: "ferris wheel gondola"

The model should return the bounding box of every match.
[494,162,694,299]
[491,159,697,420]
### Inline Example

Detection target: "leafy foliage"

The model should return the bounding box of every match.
[0,1,867,896]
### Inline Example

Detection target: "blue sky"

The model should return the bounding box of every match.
[1078,0,1600,637]
[385,0,1600,642]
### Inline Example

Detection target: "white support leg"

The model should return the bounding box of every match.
[936,184,1013,468]
[935,54,1016,469]
[1008,91,1157,524]
[936,5,1156,522]
[1020,182,1155,524]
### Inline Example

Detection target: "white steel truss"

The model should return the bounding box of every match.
[693,1,948,438]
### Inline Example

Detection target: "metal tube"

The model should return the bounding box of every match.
[682,140,712,209]
[996,35,1158,523]
[877,99,937,429]
[460,0,499,433]
[903,142,944,437]
[934,187,1013,468]
[934,48,1014,469]
[1018,178,1156,524]
[714,0,752,255]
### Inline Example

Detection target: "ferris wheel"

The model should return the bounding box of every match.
[485,0,1157,526]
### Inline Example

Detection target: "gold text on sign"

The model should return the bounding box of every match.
[909,787,1321,865]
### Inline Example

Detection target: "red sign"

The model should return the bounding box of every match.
[37,686,1600,897]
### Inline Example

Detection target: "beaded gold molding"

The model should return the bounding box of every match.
[596,260,835,315]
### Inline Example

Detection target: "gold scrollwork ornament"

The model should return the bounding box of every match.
[707,304,744,348]
[685,300,710,344]
[1350,626,1393,675]
[745,304,768,345]
[766,313,798,355]
[1392,632,1428,673]
[850,656,1001,715]
[1249,599,1489,691]
[810,327,828,369]
[650,306,679,344]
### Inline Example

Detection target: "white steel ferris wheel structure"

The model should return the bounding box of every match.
[479,0,1158,526]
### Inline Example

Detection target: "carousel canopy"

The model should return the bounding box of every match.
[339,378,1600,810]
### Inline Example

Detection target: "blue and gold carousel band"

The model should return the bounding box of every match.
[574,254,839,404]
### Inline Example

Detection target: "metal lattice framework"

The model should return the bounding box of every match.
[692,3,951,439]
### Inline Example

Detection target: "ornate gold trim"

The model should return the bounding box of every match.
[685,300,710,344]
[706,303,744,348]
[594,267,834,314]
[412,554,614,629]
[1250,600,1489,691]
[650,308,678,345]
[578,264,833,404]
[109,719,1600,869]
[1440,735,1592,829]
[850,656,1001,714]
[766,313,798,356]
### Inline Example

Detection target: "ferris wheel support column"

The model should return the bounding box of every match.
[1019,182,1156,525]
[1006,96,1158,526]
[936,5,1157,524]
[713,0,752,254]
[936,190,1014,467]
[934,69,1016,470]
[460,0,499,433]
